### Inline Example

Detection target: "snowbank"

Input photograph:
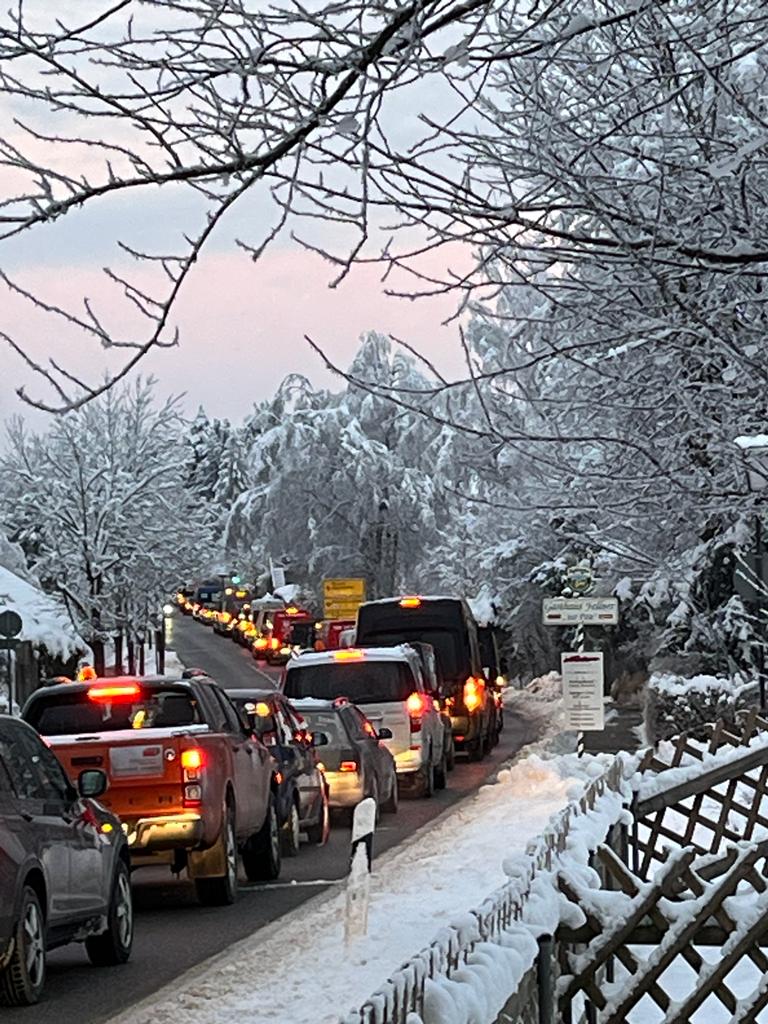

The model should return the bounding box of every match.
[109,701,597,1024]
[0,566,81,659]
[526,670,562,701]
[644,671,757,743]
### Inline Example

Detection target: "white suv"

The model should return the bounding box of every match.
[282,646,446,796]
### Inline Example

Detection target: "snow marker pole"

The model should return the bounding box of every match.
[344,797,376,945]
[576,622,585,757]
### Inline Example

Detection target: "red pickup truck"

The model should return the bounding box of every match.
[22,676,280,906]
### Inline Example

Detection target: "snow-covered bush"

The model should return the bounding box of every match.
[645,672,759,744]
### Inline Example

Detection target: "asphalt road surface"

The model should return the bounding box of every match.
[13,614,544,1024]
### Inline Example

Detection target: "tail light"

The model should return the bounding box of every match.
[340,761,358,773]
[254,637,268,650]
[271,638,280,650]
[463,677,485,713]
[181,747,205,807]
[406,691,432,736]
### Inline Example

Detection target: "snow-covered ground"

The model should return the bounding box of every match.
[107,690,600,1024]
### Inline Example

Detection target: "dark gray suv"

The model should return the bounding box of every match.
[0,716,132,1006]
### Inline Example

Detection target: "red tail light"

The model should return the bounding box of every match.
[340,761,358,773]
[406,692,432,734]
[181,747,205,807]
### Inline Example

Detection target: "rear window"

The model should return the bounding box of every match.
[25,687,202,736]
[284,662,414,704]
[360,628,465,682]
[300,711,349,748]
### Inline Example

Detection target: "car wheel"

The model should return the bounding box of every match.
[415,758,435,798]
[446,735,456,772]
[381,771,399,814]
[195,804,238,906]
[242,794,281,881]
[281,798,301,858]
[0,886,46,1007]
[305,786,330,845]
[434,749,448,790]
[85,859,133,966]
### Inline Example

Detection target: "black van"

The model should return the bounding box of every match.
[356,596,494,760]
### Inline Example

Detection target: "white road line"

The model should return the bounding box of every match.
[240,879,342,891]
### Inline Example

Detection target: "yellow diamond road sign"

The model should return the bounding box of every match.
[323,578,366,620]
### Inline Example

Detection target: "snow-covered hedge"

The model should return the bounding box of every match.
[644,672,759,744]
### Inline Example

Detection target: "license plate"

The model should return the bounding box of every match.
[110,744,163,778]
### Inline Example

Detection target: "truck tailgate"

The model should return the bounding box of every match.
[49,725,210,820]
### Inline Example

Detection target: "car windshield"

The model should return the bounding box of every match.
[300,711,348,747]
[25,688,203,736]
[284,662,413,704]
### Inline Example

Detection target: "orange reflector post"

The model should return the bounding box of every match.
[88,683,141,701]
[399,596,422,608]
[332,649,365,662]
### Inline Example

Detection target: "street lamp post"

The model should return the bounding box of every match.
[735,436,768,711]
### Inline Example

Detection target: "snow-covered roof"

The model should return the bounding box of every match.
[735,434,768,450]
[0,567,82,659]
[286,645,414,668]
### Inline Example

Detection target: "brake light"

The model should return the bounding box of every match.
[463,677,484,712]
[181,748,204,771]
[407,692,426,716]
[332,649,365,661]
[340,761,358,773]
[88,683,141,702]
[181,747,205,807]
[254,637,268,650]
[399,596,422,608]
[271,638,280,650]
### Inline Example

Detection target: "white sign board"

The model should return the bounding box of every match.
[561,652,604,731]
[543,597,619,626]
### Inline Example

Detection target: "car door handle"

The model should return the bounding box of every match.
[20,811,33,823]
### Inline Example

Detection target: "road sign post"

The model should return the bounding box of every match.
[323,578,366,621]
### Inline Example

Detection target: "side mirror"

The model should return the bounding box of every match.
[377,726,393,740]
[312,732,329,747]
[78,769,108,799]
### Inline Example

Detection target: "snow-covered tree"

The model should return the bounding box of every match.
[0,380,211,669]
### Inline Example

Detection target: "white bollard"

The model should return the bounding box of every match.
[344,797,376,946]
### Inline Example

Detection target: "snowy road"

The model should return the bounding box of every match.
[7,616,544,1024]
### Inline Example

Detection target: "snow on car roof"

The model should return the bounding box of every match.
[285,645,415,668]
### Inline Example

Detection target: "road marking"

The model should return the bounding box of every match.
[240,879,342,891]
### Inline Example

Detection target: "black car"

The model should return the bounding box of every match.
[0,716,132,1006]
[292,698,398,822]
[226,689,329,855]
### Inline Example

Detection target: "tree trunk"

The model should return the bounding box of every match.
[114,634,124,675]
[155,628,165,675]
[138,642,145,676]
[127,638,136,675]
[92,640,105,677]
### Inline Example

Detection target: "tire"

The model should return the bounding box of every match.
[242,795,281,882]
[281,798,301,858]
[434,749,448,790]
[468,732,485,762]
[416,758,435,798]
[0,887,46,1007]
[305,787,330,845]
[85,859,133,967]
[445,734,456,772]
[195,805,238,906]
[381,771,399,814]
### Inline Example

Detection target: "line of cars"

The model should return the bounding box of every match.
[193,587,508,796]
[0,661,405,1007]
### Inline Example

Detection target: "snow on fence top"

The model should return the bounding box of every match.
[0,566,81,659]
[345,755,633,1024]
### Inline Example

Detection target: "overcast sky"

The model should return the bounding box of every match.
[0,1,475,432]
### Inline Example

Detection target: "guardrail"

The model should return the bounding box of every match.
[342,756,628,1024]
